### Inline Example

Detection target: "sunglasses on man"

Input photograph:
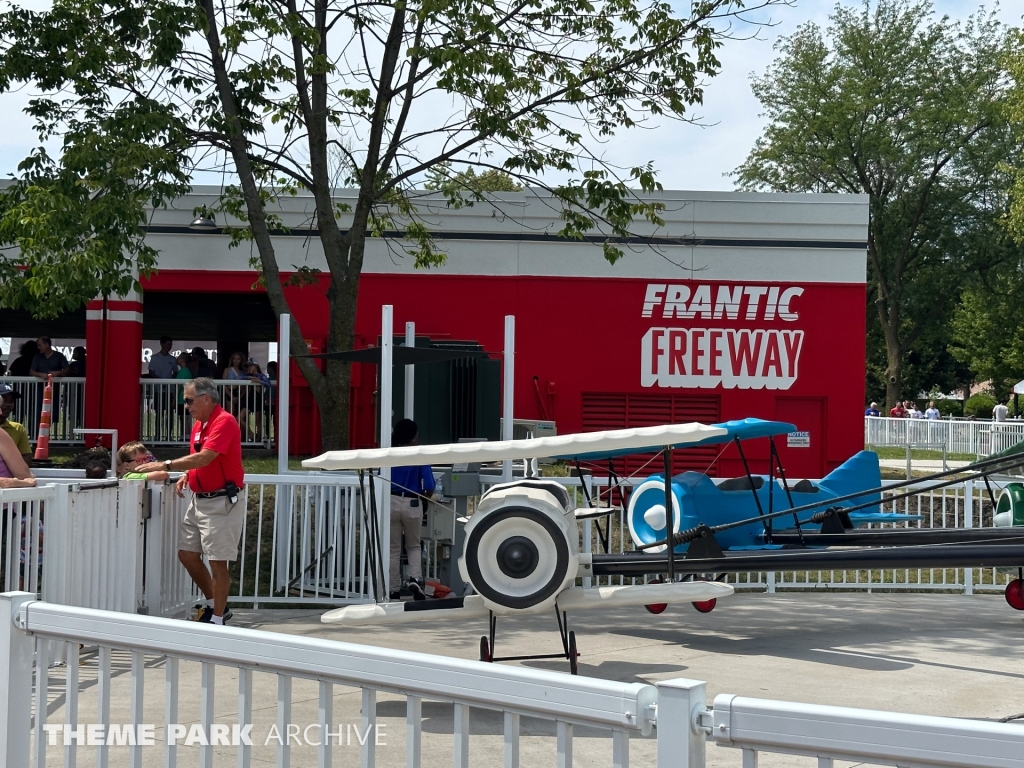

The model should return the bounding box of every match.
[183,393,210,406]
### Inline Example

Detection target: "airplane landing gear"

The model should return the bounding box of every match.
[480,608,581,674]
[1005,573,1024,611]
[568,631,579,676]
[692,598,717,613]
[644,577,668,614]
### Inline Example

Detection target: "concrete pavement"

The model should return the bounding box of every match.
[38,593,1024,766]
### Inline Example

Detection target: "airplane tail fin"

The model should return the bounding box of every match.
[816,450,882,516]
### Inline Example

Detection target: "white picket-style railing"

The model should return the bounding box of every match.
[0,481,192,618]
[234,473,380,607]
[866,415,1024,457]
[140,378,276,448]
[705,692,1024,767]
[9,471,1019,618]
[1,376,86,443]
[1,593,655,768]
[2,593,1021,768]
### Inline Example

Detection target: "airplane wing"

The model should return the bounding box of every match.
[302,422,728,471]
[321,581,734,625]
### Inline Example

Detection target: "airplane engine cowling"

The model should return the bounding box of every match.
[994,483,1024,527]
[459,481,578,613]
[627,476,684,552]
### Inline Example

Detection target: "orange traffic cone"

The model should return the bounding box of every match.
[34,374,52,460]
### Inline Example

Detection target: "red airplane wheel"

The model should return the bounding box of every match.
[692,598,717,614]
[1004,580,1024,611]
[644,578,668,614]
[479,636,492,662]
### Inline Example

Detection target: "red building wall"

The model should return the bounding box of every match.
[350,273,866,477]
[138,267,865,476]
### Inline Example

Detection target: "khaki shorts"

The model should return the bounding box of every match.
[179,493,245,562]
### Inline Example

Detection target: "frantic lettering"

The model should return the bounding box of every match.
[641,284,804,321]
[641,327,804,390]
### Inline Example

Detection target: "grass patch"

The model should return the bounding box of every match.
[870,446,976,462]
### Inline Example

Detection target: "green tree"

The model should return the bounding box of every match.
[0,0,783,449]
[951,252,1024,395]
[425,165,524,198]
[949,30,1024,396]
[1007,27,1024,241]
[734,0,1014,409]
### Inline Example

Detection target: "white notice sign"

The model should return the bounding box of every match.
[787,431,810,448]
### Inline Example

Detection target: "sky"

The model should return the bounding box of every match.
[0,1,1018,192]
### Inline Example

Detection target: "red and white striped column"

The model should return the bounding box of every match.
[85,289,144,447]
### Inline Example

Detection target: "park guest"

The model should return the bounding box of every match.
[388,419,434,601]
[0,383,32,465]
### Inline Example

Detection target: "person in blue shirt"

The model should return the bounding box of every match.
[864,402,880,417]
[389,419,435,601]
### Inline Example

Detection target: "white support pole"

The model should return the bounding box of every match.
[502,315,515,482]
[404,322,415,420]
[964,479,974,596]
[278,314,291,474]
[655,678,706,768]
[0,593,34,768]
[380,306,394,595]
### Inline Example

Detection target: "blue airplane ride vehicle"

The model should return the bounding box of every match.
[627,419,917,554]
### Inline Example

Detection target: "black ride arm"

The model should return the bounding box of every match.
[591,542,1024,578]
[767,528,1024,547]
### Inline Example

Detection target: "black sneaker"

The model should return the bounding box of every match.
[408,580,427,601]
[196,607,233,624]
[389,591,402,601]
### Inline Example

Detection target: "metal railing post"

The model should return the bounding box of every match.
[0,592,36,767]
[964,479,974,596]
[278,313,291,473]
[655,678,707,768]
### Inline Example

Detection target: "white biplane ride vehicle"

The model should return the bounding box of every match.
[303,418,1024,673]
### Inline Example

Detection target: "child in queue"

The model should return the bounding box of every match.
[117,441,170,482]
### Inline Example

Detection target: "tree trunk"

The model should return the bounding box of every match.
[875,286,903,411]
[318,362,352,452]
[885,350,903,411]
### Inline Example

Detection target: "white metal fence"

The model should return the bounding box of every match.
[141,378,275,448]
[1,376,86,443]
[2,593,1021,768]
[866,415,1024,457]
[9,471,1019,617]
[233,474,379,607]
[0,481,192,617]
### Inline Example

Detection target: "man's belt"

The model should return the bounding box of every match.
[395,491,421,498]
[197,488,243,499]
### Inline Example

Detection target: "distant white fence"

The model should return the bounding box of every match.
[1,376,86,443]
[2,594,1021,768]
[866,415,1024,456]
[141,378,275,448]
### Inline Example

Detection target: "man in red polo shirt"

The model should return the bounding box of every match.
[138,377,244,624]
